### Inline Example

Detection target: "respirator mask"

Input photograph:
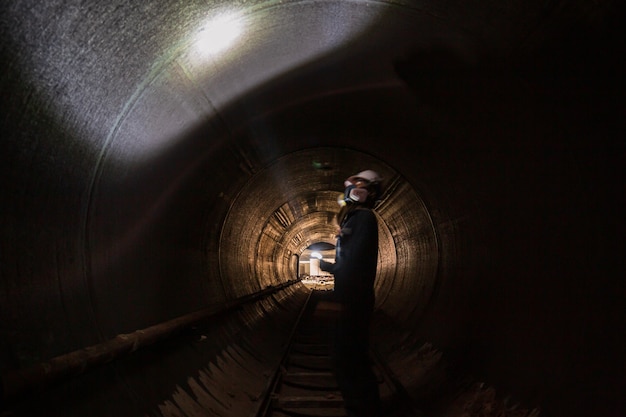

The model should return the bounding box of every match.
[338,170,382,205]
[343,182,370,203]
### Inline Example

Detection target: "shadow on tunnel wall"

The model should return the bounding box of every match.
[391,13,626,417]
[1,46,99,367]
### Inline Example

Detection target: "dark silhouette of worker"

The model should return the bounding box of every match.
[320,169,383,417]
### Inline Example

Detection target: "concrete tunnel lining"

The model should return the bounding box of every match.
[217,147,437,318]
[1,0,625,416]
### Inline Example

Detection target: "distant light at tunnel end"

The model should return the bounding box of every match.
[310,252,323,260]
[195,11,244,56]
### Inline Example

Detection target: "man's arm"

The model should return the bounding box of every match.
[319,259,335,273]
[320,209,377,277]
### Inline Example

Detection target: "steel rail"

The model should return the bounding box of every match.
[370,345,425,417]
[253,288,314,417]
[255,289,425,417]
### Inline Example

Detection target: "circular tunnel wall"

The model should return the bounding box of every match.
[217,147,439,320]
[1,1,624,417]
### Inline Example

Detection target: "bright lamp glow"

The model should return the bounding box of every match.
[196,12,243,56]
[310,251,323,260]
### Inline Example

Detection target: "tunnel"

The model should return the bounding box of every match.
[1,1,624,416]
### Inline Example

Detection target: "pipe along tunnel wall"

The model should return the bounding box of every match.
[1,1,624,416]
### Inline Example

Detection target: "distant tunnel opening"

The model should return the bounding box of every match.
[299,243,335,290]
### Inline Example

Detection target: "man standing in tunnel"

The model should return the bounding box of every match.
[320,169,383,417]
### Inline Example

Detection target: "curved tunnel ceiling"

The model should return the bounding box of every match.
[1,1,625,416]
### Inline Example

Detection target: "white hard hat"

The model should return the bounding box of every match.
[344,170,382,186]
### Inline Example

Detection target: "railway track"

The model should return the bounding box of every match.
[257,289,423,417]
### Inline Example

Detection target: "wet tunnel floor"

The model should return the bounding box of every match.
[368,303,542,417]
[261,290,423,417]
[1,287,541,417]
[259,290,541,417]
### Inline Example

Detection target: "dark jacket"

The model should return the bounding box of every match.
[320,207,378,307]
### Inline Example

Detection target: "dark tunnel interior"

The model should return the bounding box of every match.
[1,1,625,416]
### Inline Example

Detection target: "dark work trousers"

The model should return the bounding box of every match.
[332,303,381,417]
